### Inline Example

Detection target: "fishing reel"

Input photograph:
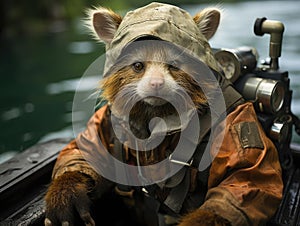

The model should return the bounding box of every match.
[214,18,300,169]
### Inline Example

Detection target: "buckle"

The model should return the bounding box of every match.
[168,154,193,166]
[114,186,134,198]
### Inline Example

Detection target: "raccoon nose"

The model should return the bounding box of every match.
[149,77,164,89]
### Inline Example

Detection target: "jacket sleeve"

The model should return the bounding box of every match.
[51,105,114,191]
[200,102,283,226]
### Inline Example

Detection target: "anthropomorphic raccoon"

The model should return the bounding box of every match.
[44,3,283,226]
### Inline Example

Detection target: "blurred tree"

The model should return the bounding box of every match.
[1,0,243,38]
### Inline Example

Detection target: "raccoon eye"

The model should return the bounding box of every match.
[132,62,144,73]
[168,61,180,71]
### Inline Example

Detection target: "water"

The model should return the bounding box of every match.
[0,19,105,161]
[0,1,300,163]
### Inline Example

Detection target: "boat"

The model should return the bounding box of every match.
[1,17,300,226]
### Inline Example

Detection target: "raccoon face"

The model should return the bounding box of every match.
[100,41,209,117]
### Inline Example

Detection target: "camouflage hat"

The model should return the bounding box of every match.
[102,2,220,75]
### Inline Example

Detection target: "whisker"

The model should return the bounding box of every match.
[114,83,140,111]
[173,85,195,110]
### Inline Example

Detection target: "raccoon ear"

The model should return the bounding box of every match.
[193,8,221,40]
[86,7,122,43]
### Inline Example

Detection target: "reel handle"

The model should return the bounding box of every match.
[254,17,285,70]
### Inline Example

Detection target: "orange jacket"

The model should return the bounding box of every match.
[52,102,283,226]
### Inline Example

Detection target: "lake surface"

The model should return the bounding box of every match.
[1,0,300,162]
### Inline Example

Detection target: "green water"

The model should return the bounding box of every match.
[0,19,104,155]
[1,1,300,162]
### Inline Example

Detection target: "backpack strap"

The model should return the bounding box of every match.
[169,71,244,170]
[163,167,190,213]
